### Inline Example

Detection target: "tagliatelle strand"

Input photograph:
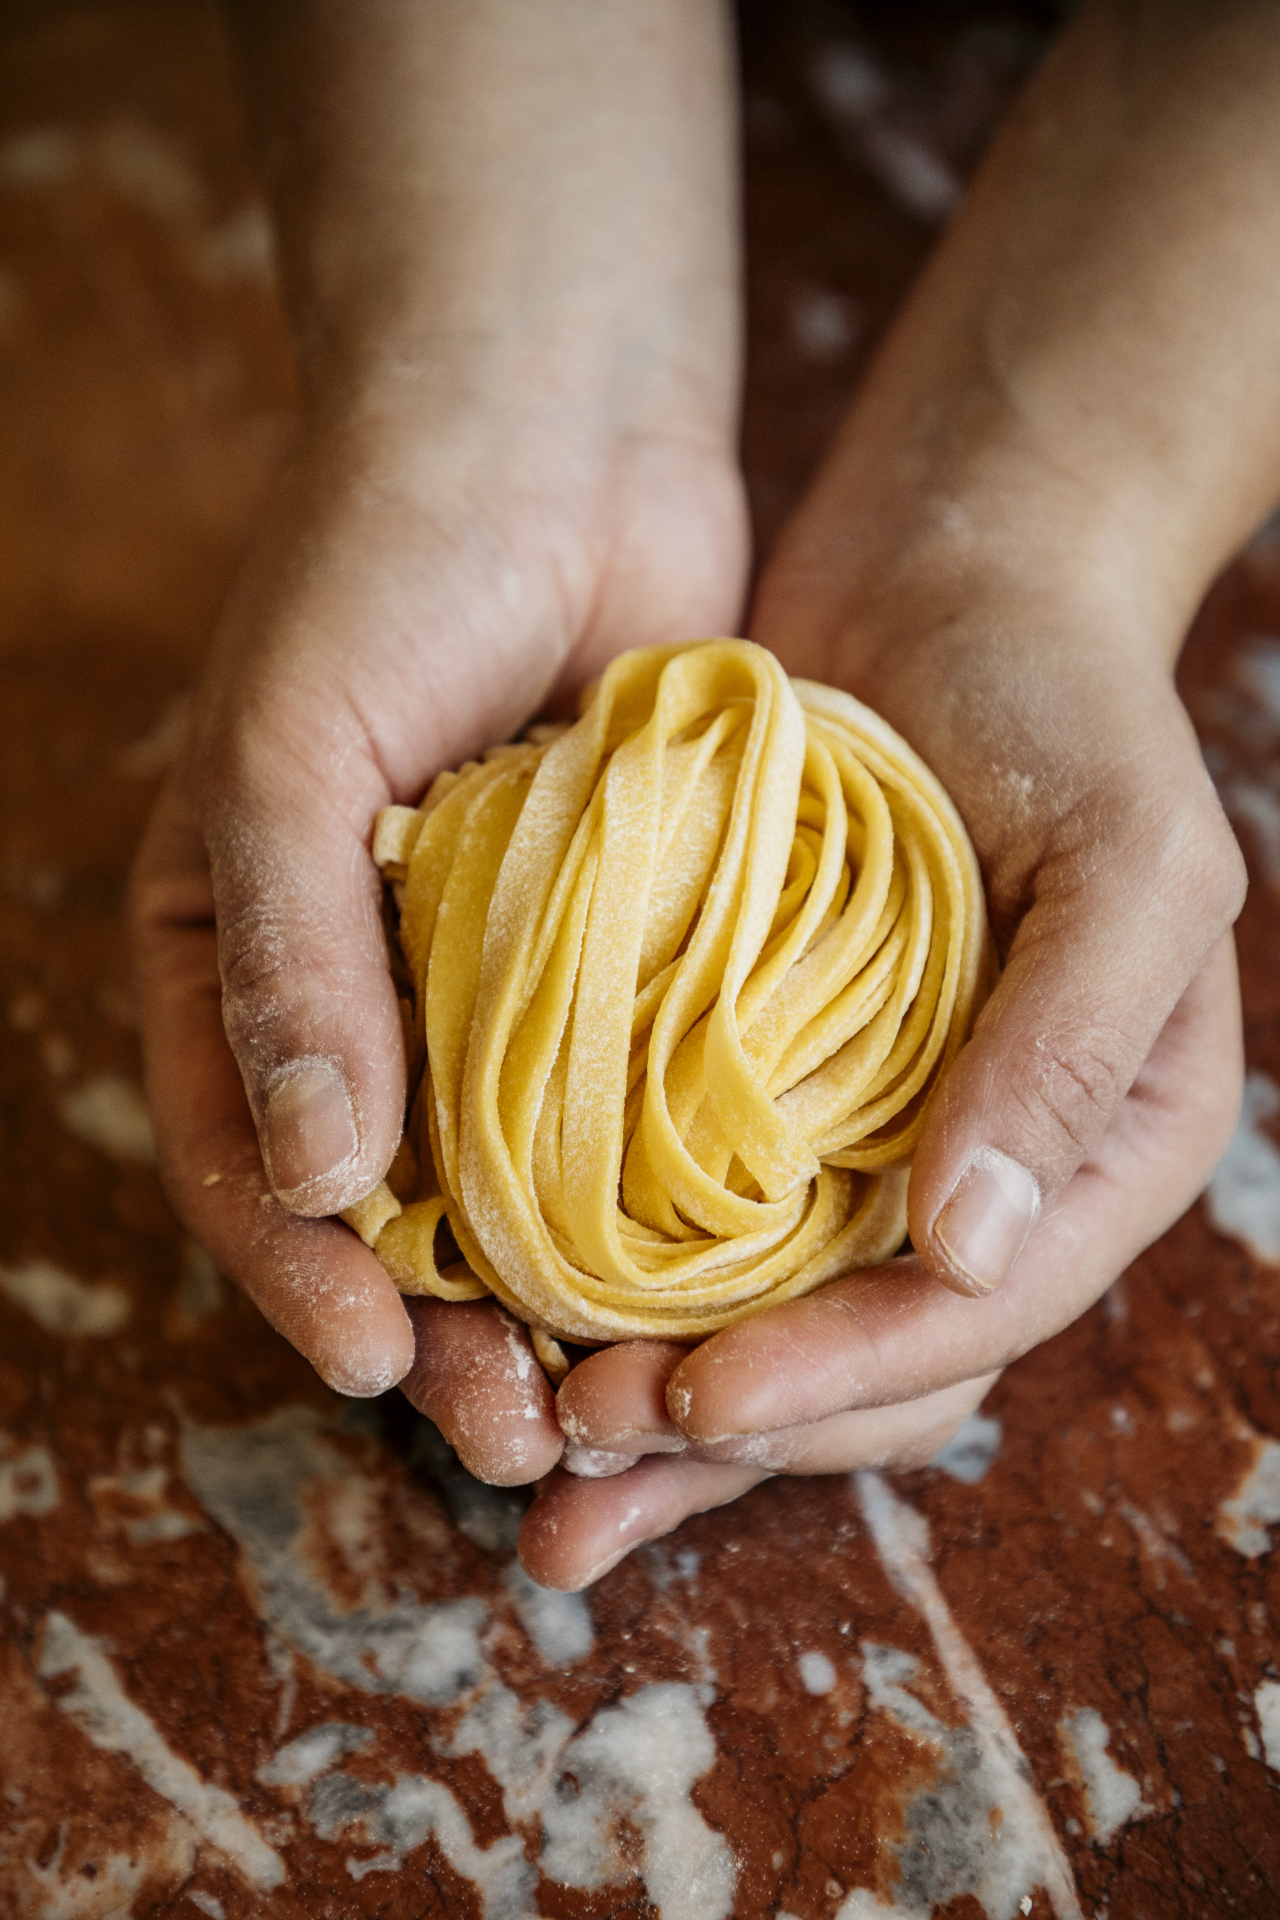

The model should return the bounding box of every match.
[342,639,991,1345]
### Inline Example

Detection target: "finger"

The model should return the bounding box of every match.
[560,1444,641,1478]
[555,1341,691,1455]
[912,719,1246,1297]
[187,668,405,1217]
[518,1456,767,1591]
[128,779,415,1395]
[666,936,1242,1442]
[185,448,612,1225]
[521,1375,999,1590]
[400,1298,564,1487]
[678,1371,997,1472]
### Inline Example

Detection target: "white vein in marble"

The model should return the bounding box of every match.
[539,1683,736,1920]
[1115,1501,1194,1587]
[1207,1072,1280,1264]
[180,1405,489,1706]
[309,1769,536,1912]
[502,1559,594,1666]
[1254,1680,1280,1773]
[182,1403,733,1910]
[89,1459,204,1546]
[1218,1432,1280,1558]
[186,1893,226,1919]
[931,1410,1002,1484]
[798,1649,838,1695]
[838,1892,923,1919]
[1237,636,1280,728]
[39,1611,285,1889]
[1058,1708,1148,1846]
[0,120,202,223]
[808,42,961,221]
[445,1670,735,1916]
[258,1722,375,1788]
[27,1833,188,1918]
[449,1682,577,1828]
[856,1471,1082,1920]
[0,1260,130,1336]
[58,1072,156,1163]
[1221,777,1280,886]
[0,1433,59,1521]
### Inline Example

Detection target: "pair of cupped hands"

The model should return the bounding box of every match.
[130,0,1272,1591]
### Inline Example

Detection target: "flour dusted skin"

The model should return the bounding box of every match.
[342,640,992,1351]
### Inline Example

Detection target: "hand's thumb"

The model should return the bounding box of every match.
[199,728,405,1218]
[911,773,1246,1296]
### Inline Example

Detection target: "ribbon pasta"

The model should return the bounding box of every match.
[343,640,991,1349]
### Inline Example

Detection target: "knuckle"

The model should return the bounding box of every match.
[1184,803,1248,929]
[1139,783,1248,936]
[813,1286,899,1409]
[215,909,344,1062]
[217,904,294,1008]
[217,896,366,1005]
[1013,1031,1126,1162]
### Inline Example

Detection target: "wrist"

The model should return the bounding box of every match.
[755,0,1280,686]
[756,416,1191,696]
[304,329,739,530]
[239,1,742,480]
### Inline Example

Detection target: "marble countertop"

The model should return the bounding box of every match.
[2,5,1278,1916]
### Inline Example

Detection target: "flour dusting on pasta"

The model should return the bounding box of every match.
[343,640,991,1346]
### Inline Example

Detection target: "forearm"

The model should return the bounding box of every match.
[225,0,742,462]
[763,0,1280,676]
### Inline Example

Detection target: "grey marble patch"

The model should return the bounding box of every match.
[180,1405,488,1706]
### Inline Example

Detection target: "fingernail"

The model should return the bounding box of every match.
[559,1407,686,1455]
[561,1444,639,1479]
[934,1148,1040,1294]
[264,1057,358,1201]
[574,1543,637,1588]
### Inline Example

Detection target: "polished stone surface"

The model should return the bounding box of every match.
[2,5,1278,1916]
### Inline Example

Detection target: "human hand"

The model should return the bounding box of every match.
[128,0,746,1424]
[504,0,1280,1587]
[513,577,1244,1587]
[129,414,745,1399]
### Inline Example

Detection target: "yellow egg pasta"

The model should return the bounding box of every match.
[343,640,991,1345]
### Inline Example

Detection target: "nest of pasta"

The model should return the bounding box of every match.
[343,640,990,1363]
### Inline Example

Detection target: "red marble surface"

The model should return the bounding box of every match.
[2,5,1278,1917]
